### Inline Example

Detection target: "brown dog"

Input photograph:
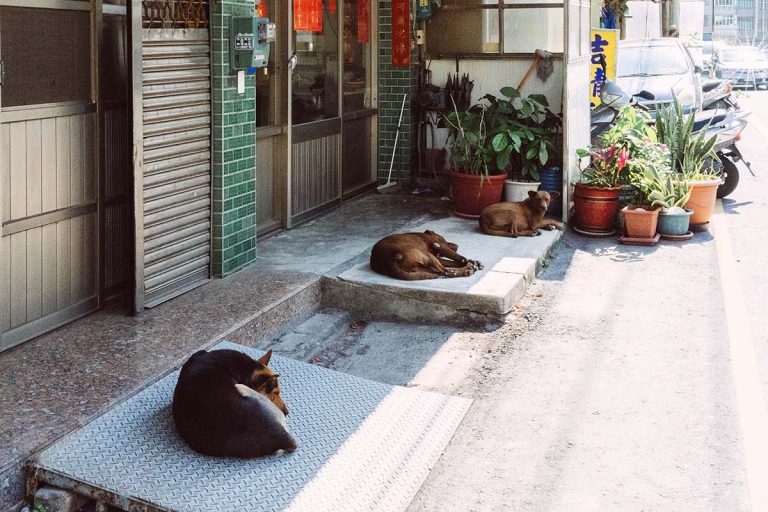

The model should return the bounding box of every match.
[479,191,563,237]
[370,230,483,280]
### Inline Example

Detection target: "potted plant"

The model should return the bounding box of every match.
[633,165,694,237]
[444,100,508,219]
[573,106,652,235]
[573,144,628,234]
[483,87,561,202]
[655,97,720,229]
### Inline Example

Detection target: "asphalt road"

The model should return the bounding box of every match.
[320,96,768,511]
[406,94,768,511]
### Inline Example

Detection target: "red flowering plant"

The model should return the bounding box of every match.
[576,144,630,188]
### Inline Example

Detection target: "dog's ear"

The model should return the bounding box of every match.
[549,191,561,201]
[256,349,273,366]
[424,229,435,236]
[528,190,538,199]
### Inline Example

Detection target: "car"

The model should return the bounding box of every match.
[616,38,702,112]
[713,45,768,89]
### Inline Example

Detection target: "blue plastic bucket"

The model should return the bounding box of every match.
[538,167,562,216]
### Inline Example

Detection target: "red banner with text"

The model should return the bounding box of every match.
[391,0,410,68]
[358,0,370,43]
[294,0,323,32]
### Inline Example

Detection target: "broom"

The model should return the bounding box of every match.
[378,93,408,192]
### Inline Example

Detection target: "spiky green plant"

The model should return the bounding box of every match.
[655,96,718,180]
[634,165,692,211]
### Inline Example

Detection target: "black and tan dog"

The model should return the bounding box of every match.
[172,349,298,458]
[479,191,563,238]
[370,230,482,280]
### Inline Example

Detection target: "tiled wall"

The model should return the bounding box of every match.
[211,0,258,276]
[377,1,417,184]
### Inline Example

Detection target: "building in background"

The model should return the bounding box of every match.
[703,0,768,44]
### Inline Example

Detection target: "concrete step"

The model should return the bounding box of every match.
[323,217,561,326]
[262,311,351,361]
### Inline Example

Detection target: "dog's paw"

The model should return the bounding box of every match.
[534,230,542,236]
[555,223,563,231]
[469,259,484,271]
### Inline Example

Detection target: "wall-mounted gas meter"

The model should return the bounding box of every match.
[230,17,276,71]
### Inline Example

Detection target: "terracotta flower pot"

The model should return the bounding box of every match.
[573,184,621,233]
[451,171,508,220]
[622,205,660,238]
[685,179,720,226]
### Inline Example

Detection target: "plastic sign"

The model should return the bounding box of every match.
[590,29,618,109]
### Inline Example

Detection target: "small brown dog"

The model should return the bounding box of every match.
[370,230,483,280]
[479,191,563,237]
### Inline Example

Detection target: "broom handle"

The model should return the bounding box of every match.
[388,93,408,179]
[517,56,540,90]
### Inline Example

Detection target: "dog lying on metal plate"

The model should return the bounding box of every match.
[370,230,483,280]
[172,349,298,458]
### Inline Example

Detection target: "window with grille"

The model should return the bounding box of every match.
[425,0,564,58]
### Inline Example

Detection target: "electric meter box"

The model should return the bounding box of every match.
[230,17,275,71]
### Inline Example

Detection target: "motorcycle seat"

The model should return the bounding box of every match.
[693,112,727,132]
[701,79,724,93]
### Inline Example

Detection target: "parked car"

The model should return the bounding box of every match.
[713,45,768,89]
[616,38,702,112]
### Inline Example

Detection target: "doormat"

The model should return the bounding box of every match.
[30,342,472,512]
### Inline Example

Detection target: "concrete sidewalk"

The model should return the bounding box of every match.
[1,190,563,511]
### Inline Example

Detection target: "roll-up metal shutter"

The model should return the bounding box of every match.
[141,29,211,307]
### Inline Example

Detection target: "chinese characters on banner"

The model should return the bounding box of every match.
[590,29,618,109]
[358,0,370,43]
[294,0,323,32]
[392,0,410,68]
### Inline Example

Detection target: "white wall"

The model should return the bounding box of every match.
[625,1,661,39]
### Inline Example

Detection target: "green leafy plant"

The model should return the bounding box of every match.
[443,99,495,178]
[576,144,629,188]
[655,96,719,180]
[485,87,561,181]
[633,165,692,211]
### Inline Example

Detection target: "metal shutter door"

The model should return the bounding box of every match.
[141,29,211,307]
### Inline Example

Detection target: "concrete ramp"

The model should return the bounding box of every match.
[324,217,560,324]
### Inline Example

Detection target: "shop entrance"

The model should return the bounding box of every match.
[255,0,377,236]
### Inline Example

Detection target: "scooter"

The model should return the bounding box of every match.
[590,59,751,198]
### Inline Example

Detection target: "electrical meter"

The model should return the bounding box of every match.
[230,17,276,71]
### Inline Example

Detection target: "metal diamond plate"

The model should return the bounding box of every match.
[33,342,472,512]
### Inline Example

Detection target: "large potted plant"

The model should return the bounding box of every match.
[572,106,651,235]
[482,87,561,202]
[573,144,628,235]
[655,97,720,229]
[444,100,507,219]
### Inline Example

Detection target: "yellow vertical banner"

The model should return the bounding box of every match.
[590,29,619,109]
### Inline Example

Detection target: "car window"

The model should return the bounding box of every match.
[720,48,768,62]
[618,45,689,76]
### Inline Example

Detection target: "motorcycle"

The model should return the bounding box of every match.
[590,59,751,198]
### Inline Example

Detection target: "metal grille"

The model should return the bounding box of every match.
[142,0,209,29]
[31,342,473,512]
[141,29,211,307]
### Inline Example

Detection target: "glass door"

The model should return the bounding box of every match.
[287,0,343,225]
[341,0,376,194]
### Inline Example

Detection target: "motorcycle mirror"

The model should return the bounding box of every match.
[634,90,655,100]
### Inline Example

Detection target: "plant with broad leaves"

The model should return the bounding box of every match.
[485,86,561,181]
[576,144,630,188]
